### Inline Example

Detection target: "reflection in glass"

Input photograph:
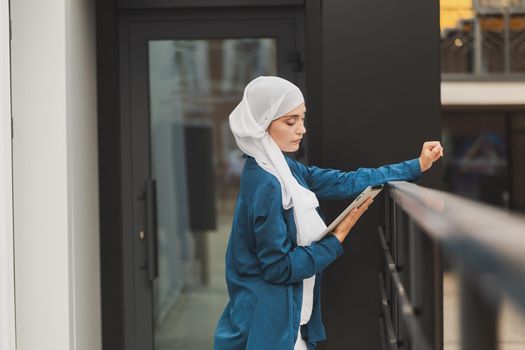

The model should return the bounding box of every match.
[148,38,277,349]
[442,114,509,207]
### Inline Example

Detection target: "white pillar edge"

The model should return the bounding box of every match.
[0,0,16,348]
[441,81,525,106]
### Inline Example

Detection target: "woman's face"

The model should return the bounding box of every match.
[268,103,307,152]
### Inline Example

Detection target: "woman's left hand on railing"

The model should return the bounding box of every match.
[419,141,443,172]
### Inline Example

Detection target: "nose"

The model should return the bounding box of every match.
[297,121,306,135]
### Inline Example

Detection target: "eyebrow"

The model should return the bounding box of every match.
[284,112,306,118]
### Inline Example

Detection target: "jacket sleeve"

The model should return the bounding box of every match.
[297,158,421,200]
[252,179,344,285]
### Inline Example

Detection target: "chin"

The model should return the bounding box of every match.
[285,144,300,152]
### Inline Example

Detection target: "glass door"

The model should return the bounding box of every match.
[149,38,277,350]
[122,16,303,350]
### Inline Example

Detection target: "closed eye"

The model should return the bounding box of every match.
[285,115,305,126]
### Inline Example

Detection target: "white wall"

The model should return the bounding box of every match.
[442,81,525,106]
[65,0,101,348]
[0,0,16,349]
[11,0,101,349]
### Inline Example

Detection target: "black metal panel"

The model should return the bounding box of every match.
[95,0,125,349]
[303,0,323,166]
[117,0,303,9]
[319,0,442,349]
[119,13,153,350]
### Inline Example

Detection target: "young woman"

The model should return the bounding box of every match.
[214,76,443,350]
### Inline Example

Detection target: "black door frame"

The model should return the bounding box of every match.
[116,8,306,350]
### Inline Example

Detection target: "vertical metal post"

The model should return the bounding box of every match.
[460,270,498,350]
[396,209,407,348]
[384,197,389,262]
[395,208,405,270]
[419,234,444,350]
[391,201,399,346]
[431,241,443,350]
[474,14,483,74]
[383,198,393,322]
[409,220,423,314]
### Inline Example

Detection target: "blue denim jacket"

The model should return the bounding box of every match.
[214,155,421,349]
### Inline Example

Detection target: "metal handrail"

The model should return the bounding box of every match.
[389,181,525,310]
[378,181,525,350]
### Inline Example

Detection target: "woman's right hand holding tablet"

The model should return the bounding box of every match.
[332,197,374,243]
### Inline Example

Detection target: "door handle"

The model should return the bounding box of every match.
[138,179,158,280]
[146,179,158,280]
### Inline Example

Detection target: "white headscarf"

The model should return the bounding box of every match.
[229,76,327,325]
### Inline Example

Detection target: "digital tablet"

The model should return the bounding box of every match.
[318,185,384,239]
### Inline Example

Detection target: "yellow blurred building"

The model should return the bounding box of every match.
[441,0,474,32]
